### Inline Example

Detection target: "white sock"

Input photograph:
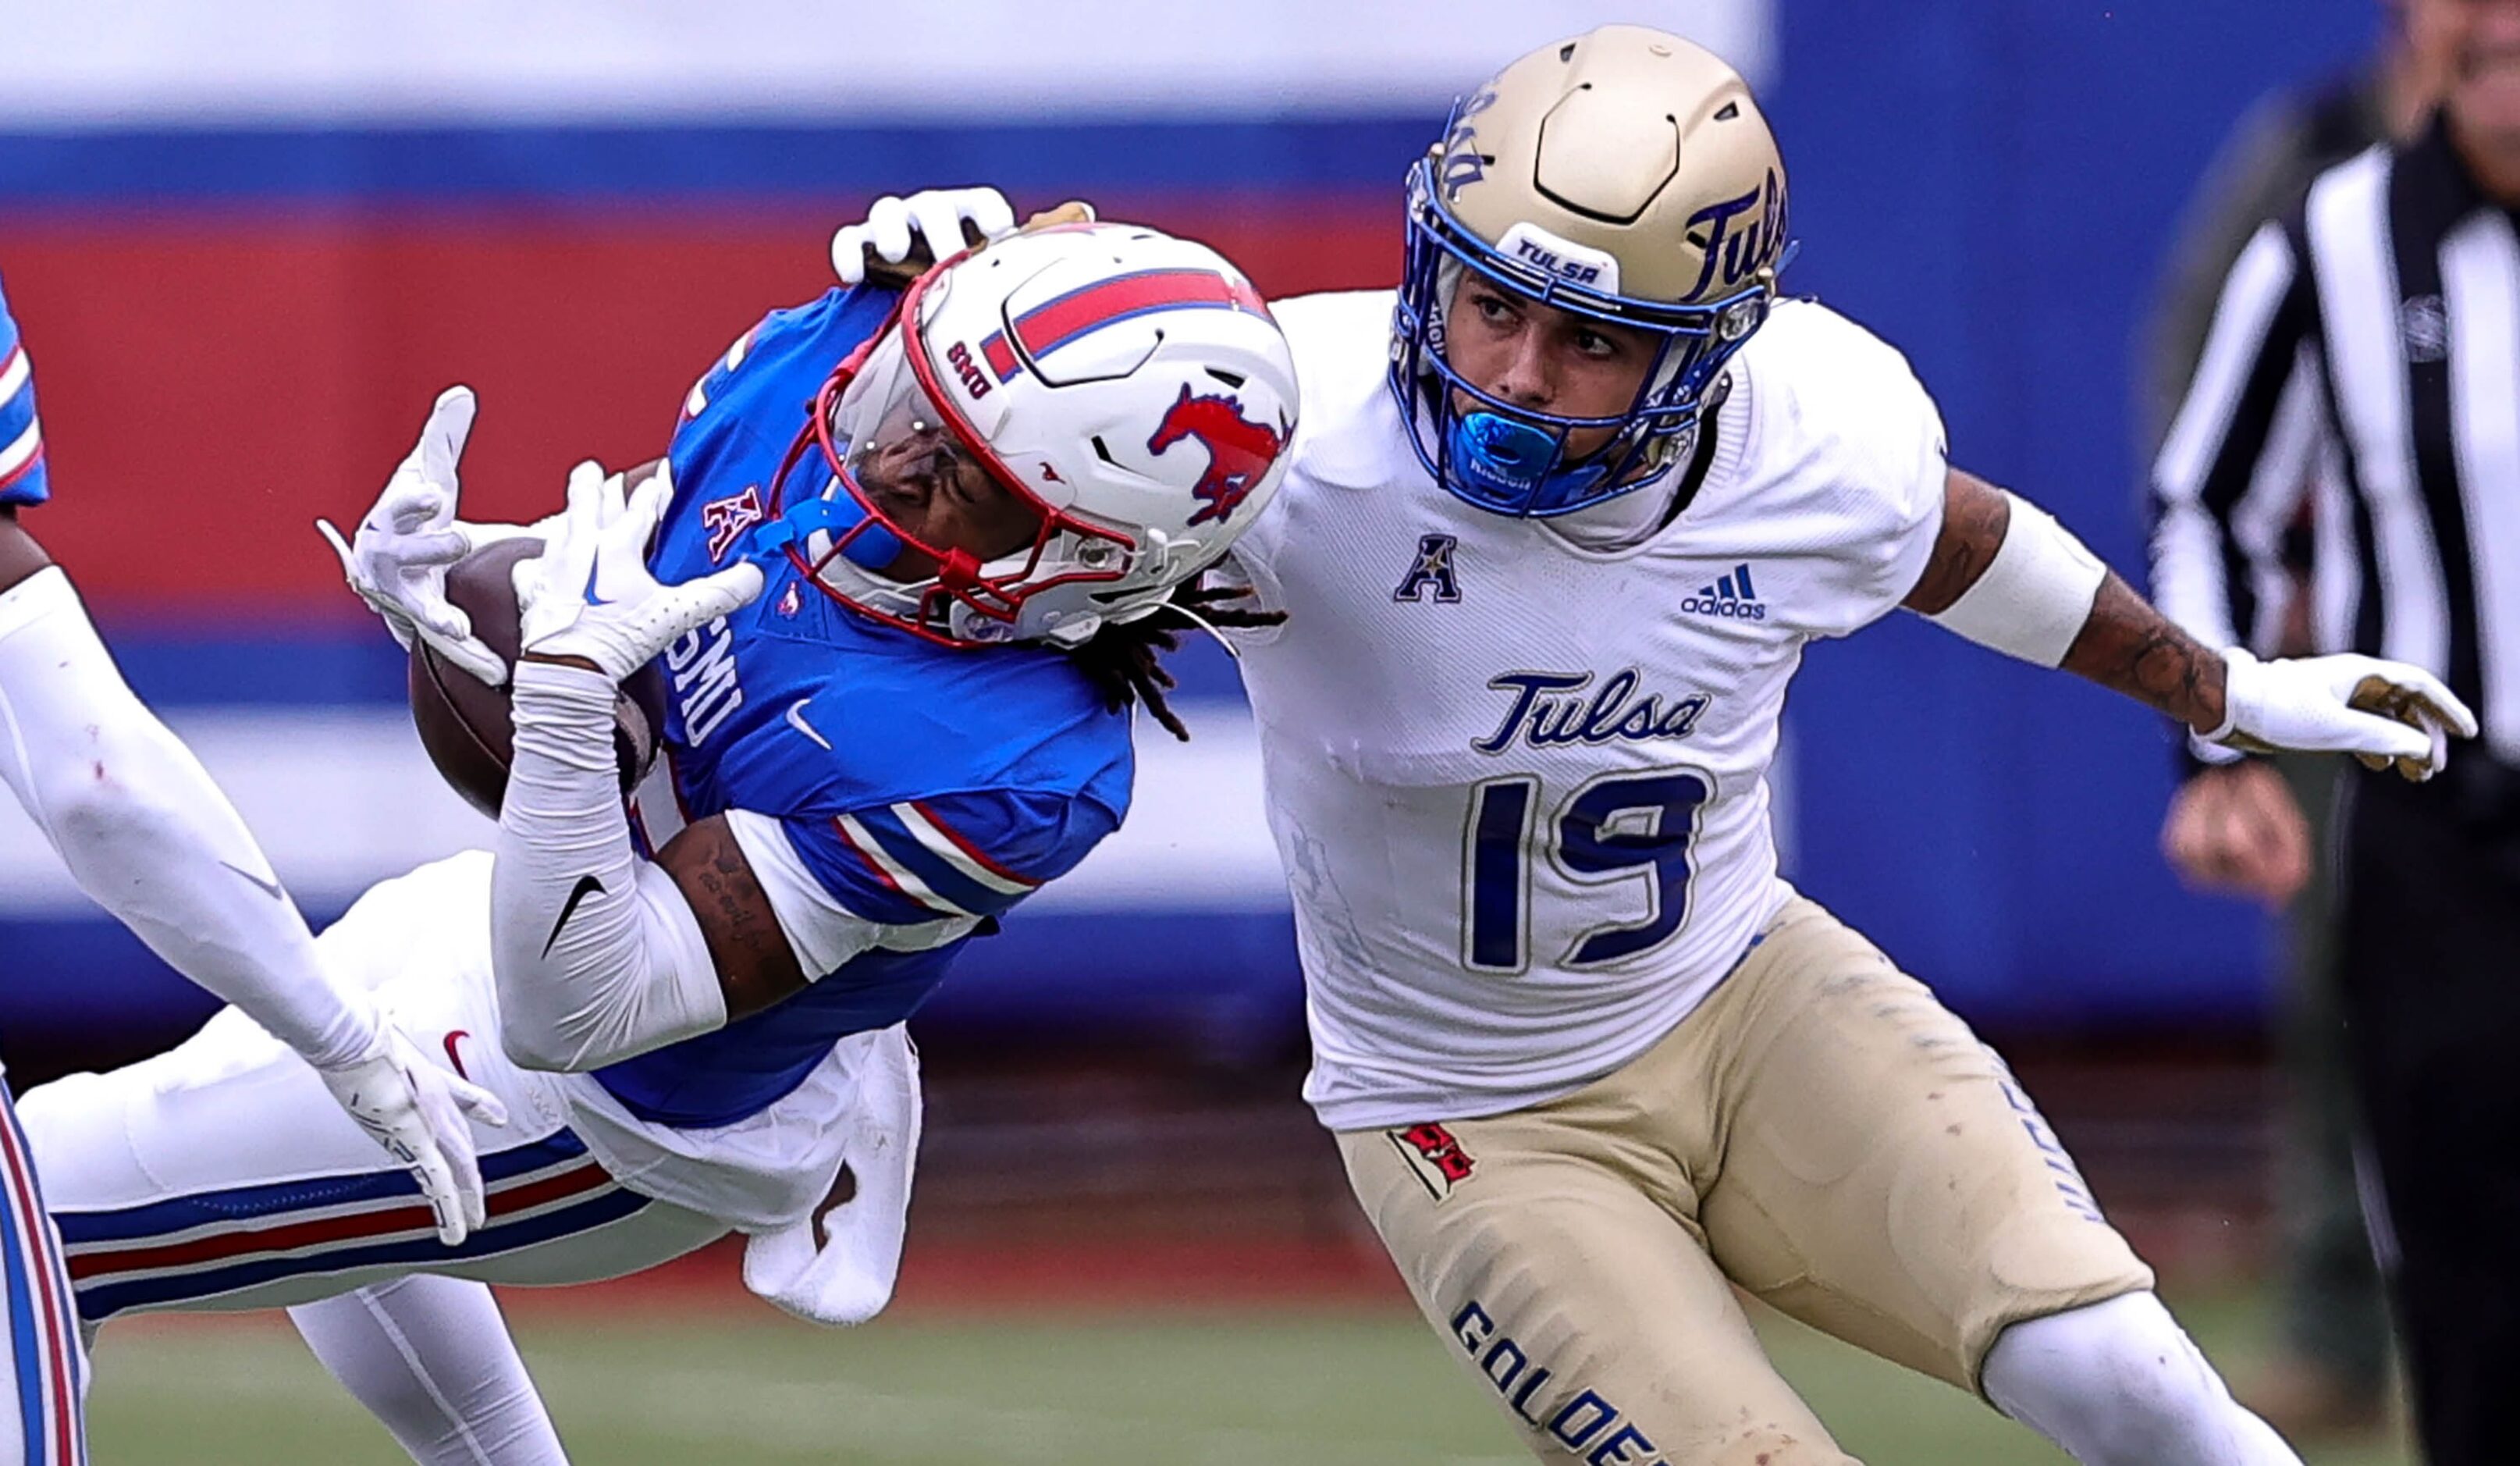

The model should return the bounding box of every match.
[1982,1292,2303,1466]
[290,1276,570,1466]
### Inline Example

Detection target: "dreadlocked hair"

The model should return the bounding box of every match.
[1064,572,1285,742]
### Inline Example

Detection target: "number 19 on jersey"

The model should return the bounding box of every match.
[1463,769,1713,973]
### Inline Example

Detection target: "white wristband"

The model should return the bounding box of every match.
[1925,493,2108,667]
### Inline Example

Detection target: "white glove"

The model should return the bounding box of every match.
[317,386,532,687]
[830,188,1018,286]
[515,460,762,682]
[311,1018,510,1247]
[2206,646,2479,781]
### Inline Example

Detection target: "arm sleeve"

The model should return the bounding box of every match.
[492,661,727,1072]
[0,567,375,1065]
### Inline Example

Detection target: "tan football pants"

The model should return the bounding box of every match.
[1337,897,2153,1466]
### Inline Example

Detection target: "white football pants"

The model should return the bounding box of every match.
[15,858,727,1324]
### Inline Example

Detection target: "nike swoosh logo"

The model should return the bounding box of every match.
[542,874,606,957]
[221,861,286,902]
[443,1030,472,1081]
[581,558,610,607]
[785,697,833,751]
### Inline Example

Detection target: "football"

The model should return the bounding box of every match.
[407,538,670,820]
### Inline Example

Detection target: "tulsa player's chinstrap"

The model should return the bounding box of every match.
[837,27,2476,1466]
[15,220,1299,1464]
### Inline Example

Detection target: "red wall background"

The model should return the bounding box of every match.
[0,199,1394,617]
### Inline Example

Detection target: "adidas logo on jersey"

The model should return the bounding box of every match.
[1679,563,1766,621]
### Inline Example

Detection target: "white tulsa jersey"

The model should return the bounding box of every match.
[1231,291,1949,1132]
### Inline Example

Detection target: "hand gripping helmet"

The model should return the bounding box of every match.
[759,222,1299,648]
[1391,25,1790,518]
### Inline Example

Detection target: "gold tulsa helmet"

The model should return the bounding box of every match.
[1391,24,1790,517]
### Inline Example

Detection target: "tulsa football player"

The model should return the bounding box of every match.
[0,277,504,1464]
[830,29,2472,1466]
[15,222,1297,1464]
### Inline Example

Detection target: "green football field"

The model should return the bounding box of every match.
[85,1289,2410,1464]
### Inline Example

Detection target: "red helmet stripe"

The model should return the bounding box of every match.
[979,330,1020,383]
[1008,268,1271,365]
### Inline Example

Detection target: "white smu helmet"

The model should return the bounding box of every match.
[760,222,1299,648]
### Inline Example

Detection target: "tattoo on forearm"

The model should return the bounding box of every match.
[1907,471,2227,730]
[697,831,767,944]
[662,817,806,1018]
[2061,573,2226,731]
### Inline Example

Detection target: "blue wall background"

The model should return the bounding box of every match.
[1771,1,2378,1024]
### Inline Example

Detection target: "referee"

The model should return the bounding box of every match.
[2151,3,2520,1460]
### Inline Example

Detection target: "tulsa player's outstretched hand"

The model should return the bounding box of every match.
[2206,647,2478,781]
[827,190,1097,288]
[515,460,762,682]
[313,1018,510,1246]
[830,187,1018,286]
[318,386,524,686]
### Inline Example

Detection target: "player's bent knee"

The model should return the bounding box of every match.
[15,1070,125,1189]
[1982,1292,2291,1465]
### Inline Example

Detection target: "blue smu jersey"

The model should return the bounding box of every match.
[592,288,1134,1128]
[0,273,51,507]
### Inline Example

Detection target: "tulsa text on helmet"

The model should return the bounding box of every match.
[1438,87,1500,201]
[1683,169,1785,302]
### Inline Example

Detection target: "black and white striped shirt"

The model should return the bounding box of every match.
[2152,112,2520,767]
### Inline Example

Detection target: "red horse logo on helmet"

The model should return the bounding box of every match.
[1146,385,1288,528]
